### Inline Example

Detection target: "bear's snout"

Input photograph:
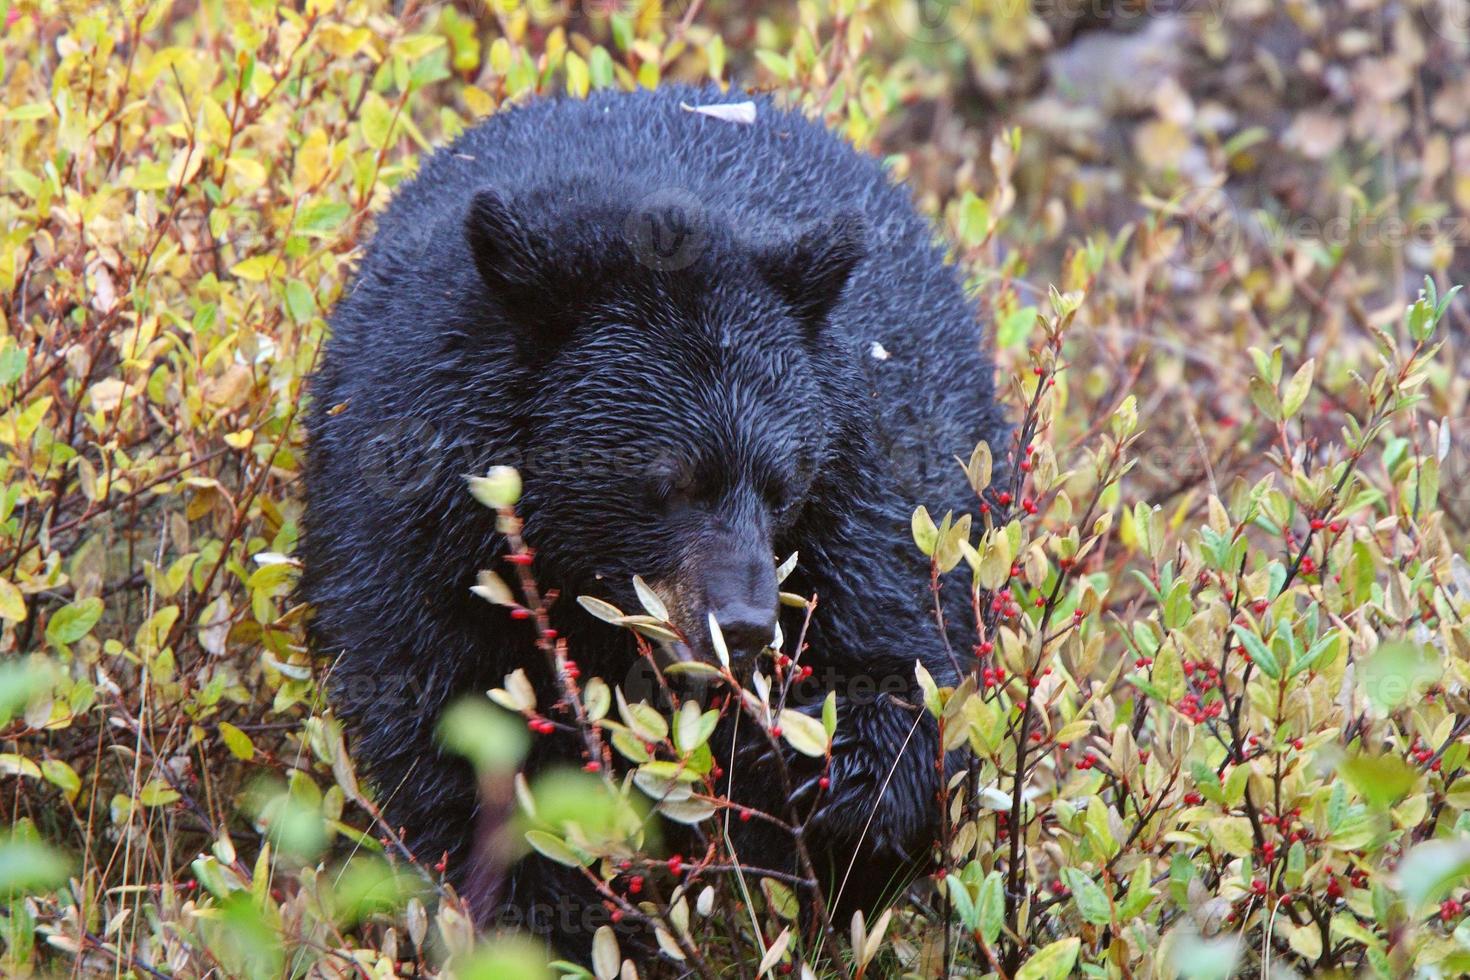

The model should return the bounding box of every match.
[702,548,778,662]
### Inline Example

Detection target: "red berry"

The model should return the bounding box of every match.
[509,607,532,620]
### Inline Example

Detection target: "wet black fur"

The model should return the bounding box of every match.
[300,84,1007,956]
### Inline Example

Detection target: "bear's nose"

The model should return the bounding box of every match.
[710,602,777,659]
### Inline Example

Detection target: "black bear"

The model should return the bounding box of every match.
[301,83,1006,955]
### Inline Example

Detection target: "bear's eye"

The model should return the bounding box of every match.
[648,462,700,512]
[761,476,800,520]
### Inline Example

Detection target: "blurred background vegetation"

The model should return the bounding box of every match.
[3,0,1470,976]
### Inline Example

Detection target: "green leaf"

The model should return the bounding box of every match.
[2,103,53,122]
[1397,838,1470,910]
[956,192,991,246]
[1061,867,1112,926]
[945,874,977,930]
[1339,753,1418,809]
[437,697,529,774]
[45,597,103,647]
[1248,374,1282,421]
[39,759,79,801]
[673,701,717,754]
[979,870,1004,946]
[1231,625,1280,679]
[360,91,396,147]
[1209,817,1255,857]
[525,830,587,868]
[296,200,350,234]
[0,836,70,897]
[1281,358,1315,418]
[283,279,317,323]
[998,304,1039,349]
[632,575,669,622]
[1084,797,1118,859]
[1117,866,1156,920]
[776,708,828,758]
[138,779,181,807]
[911,505,938,556]
[468,466,522,509]
[1358,641,1441,713]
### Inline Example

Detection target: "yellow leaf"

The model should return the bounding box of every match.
[230,255,281,282]
[218,722,255,761]
[224,157,266,190]
[0,578,27,621]
[200,97,231,147]
[294,129,330,188]
[166,143,204,187]
[1209,816,1255,857]
[1286,921,1322,960]
[463,87,496,118]
[566,51,590,98]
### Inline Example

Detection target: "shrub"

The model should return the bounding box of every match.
[3,1,1469,978]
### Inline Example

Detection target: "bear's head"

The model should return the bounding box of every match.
[464,183,867,668]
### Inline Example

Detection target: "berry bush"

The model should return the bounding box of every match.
[4,1,1470,977]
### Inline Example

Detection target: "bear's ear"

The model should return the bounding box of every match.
[755,211,868,332]
[464,188,547,302]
